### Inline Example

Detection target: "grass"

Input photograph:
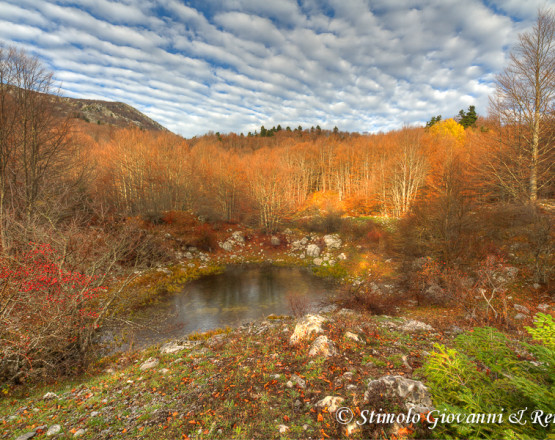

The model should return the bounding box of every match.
[0,311,444,439]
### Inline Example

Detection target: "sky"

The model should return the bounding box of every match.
[0,0,552,137]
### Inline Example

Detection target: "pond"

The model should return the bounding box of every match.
[102,265,339,351]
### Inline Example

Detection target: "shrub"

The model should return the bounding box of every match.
[0,244,106,383]
[421,314,555,439]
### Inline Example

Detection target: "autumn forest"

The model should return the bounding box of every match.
[0,7,554,440]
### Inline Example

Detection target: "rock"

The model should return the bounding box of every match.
[219,240,233,252]
[46,425,61,436]
[290,314,326,345]
[504,266,518,281]
[291,240,304,251]
[537,303,550,311]
[289,374,306,389]
[343,422,361,436]
[270,236,280,246]
[315,396,345,413]
[184,252,193,259]
[344,331,361,342]
[514,304,530,315]
[74,429,86,437]
[308,336,338,357]
[365,375,434,413]
[160,342,186,354]
[533,283,541,290]
[323,234,342,249]
[318,304,338,314]
[306,244,321,257]
[514,313,528,320]
[43,392,58,400]
[159,368,170,374]
[231,231,245,243]
[139,357,159,370]
[278,425,289,434]
[15,432,37,440]
[338,253,347,260]
[313,257,323,266]
[399,319,434,332]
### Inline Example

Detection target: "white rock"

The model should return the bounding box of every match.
[46,425,61,436]
[290,314,326,345]
[313,257,323,266]
[270,236,281,246]
[514,304,530,315]
[344,331,361,342]
[74,429,86,437]
[315,396,345,413]
[278,425,289,434]
[537,303,550,311]
[308,336,338,357]
[365,376,434,413]
[399,319,434,332]
[306,244,321,257]
[43,392,58,400]
[323,234,342,249]
[139,357,159,370]
[160,342,186,354]
[338,253,347,260]
[230,231,244,243]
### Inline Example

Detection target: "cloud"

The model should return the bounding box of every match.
[1,0,553,136]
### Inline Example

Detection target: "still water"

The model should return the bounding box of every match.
[104,265,338,351]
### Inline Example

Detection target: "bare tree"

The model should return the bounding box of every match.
[490,8,555,202]
[0,45,75,250]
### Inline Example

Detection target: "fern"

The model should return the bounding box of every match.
[421,314,555,439]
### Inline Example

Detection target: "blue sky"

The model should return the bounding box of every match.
[0,0,552,137]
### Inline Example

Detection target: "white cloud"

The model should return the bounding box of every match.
[1,0,553,136]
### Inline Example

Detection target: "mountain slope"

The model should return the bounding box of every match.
[53,95,167,131]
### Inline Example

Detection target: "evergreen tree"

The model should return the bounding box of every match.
[426,115,442,127]
[457,105,478,128]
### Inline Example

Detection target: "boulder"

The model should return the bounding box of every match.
[323,234,342,249]
[306,244,321,257]
[287,374,306,389]
[308,336,338,357]
[399,319,434,333]
[315,396,345,413]
[219,240,234,252]
[139,357,159,371]
[291,240,304,251]
[365,375,434,413]
[270,236,281,246]
[290,314,326,345]
[313,257,323,266]
[231,231,245,243]
[344,331,361,342]
[160,342,187,354]
[338,253,347,260]
[46,425,61,436]
[514,304,530,315]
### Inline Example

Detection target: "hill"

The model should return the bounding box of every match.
[51,94,167,131]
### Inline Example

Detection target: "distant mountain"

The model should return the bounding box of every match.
[52,95,167,131]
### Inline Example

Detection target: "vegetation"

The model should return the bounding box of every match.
[422,314,555,439]
[0,8,554,440]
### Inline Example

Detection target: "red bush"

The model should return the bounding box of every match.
[0,243,106,383]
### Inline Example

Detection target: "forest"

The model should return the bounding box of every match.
[0,8,554,440]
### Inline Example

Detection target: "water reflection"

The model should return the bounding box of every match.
[104,265,336,351]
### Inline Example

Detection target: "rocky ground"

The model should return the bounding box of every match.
[1,218,552,439]
[2,307,445,440]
